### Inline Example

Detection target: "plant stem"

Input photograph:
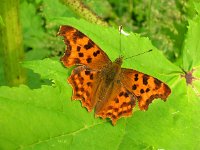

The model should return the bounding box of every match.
[59,0,108,26]
[0,0,26,86]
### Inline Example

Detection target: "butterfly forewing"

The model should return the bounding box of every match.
[120,69,171,110]
[58,25,111,70]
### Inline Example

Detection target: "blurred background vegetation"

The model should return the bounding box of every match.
[0,0,199,87]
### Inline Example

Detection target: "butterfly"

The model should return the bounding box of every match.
[58,25,171,125]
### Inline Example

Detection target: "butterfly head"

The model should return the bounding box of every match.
[114,56,123,66]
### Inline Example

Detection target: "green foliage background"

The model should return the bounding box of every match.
[0,0,200,149]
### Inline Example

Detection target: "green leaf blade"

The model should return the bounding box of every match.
[1,18,199,149]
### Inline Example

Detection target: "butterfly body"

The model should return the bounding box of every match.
[100,57,122,84]
[92,57,124,111]
[58,25,171,125]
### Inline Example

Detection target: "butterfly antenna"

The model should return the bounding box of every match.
[124,49,153,60]
[119,25,123,57]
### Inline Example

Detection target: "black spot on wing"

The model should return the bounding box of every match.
[154,78,162,89]
[86,57,92,63]
[73,30,85,38]
[146,88,150,92]
[132,84,137,90]
[124,92,129,97]
[140,89,144,94]
[84,39,94,50]
[77,46,81,52]
[93,50,101,57]
[134,74,139,81]
[85,70,90,75]
[78,53,84,57]
[143,74,149,85]
[93,52,97,57]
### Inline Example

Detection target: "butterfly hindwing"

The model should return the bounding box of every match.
[58,26,111,70]
[68,66,99,111]
[120,68,171,110]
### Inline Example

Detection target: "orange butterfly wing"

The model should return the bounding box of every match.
[68,66,100,112]
[120,69,171,110]
[58,25,111,69]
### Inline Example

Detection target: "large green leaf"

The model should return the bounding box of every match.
[0,18,199,150]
